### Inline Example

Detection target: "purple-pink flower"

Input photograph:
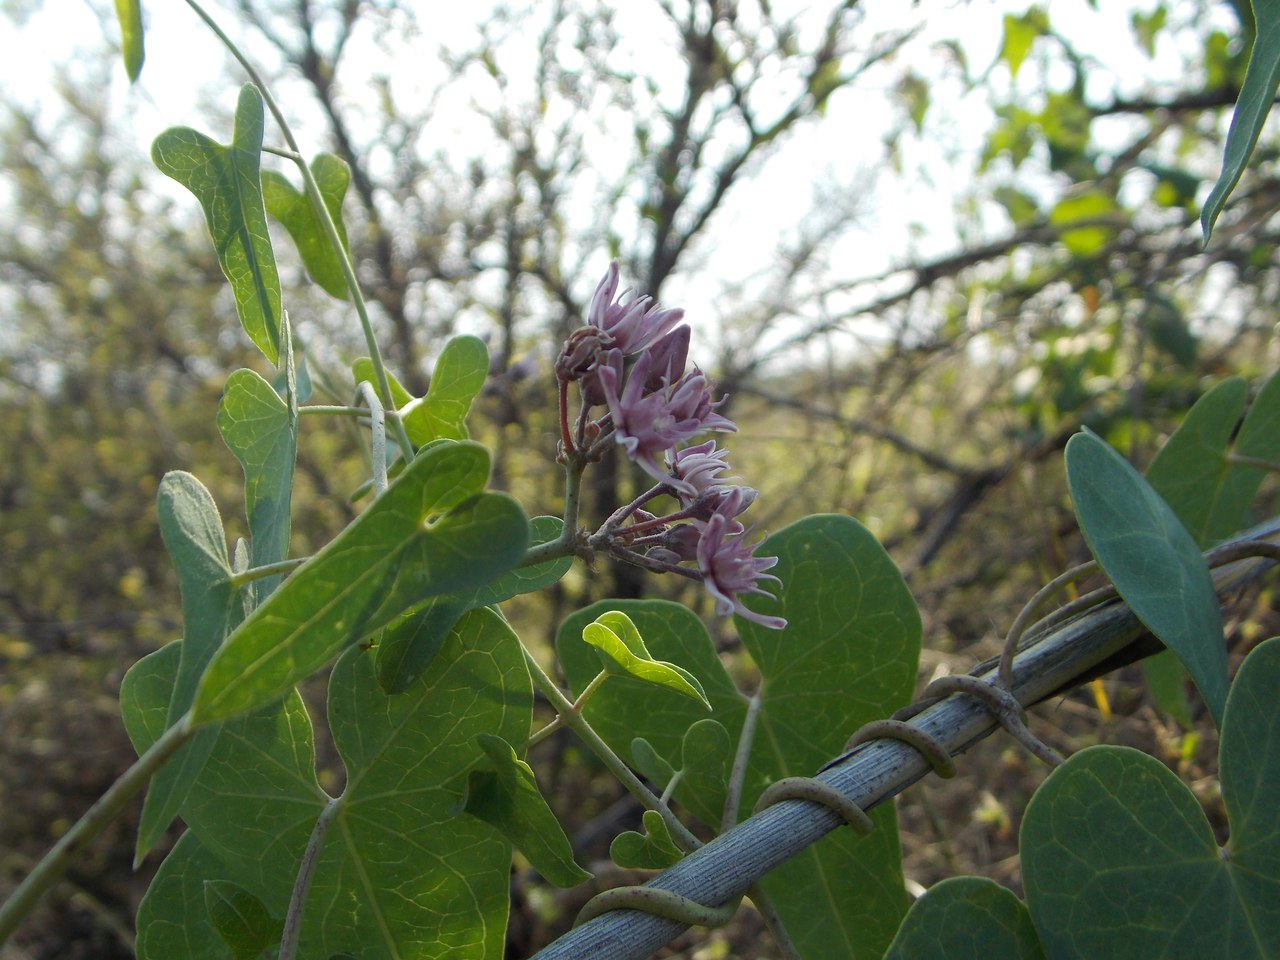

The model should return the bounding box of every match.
[598,353,736,493]
[696,489,786,629]
[589,261,686,356]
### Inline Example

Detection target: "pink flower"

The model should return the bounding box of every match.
[696,489,786,629]
[589,261,686,356]
[598,354,736,493]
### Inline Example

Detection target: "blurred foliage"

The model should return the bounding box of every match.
[4,0,1280,956]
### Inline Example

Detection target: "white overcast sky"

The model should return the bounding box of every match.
[0,1,1239,356]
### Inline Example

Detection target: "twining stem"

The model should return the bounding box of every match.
[228,556,307,587]
[517,645,701,852]
[297,404,403,418]
[356,381,388,495]
[721,690,763,835]
[998,561,1099,691]
[0,718,195,944]
[182,0,415,463]
[278,798,340,960]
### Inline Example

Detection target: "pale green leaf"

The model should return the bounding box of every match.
[151,85,281,364]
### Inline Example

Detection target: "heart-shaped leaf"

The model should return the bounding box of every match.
[1145,375,1280,548]
[583,611,711,709]
[262,154,351,299]
[458,734,591,888]
[152,85,281,364]
[193,441,527,724]
[557,515,921,959]
[1022,637,1280,959]
[610,809,684,870]
[129,608,534,959]
[883,877,1045,960]
[1066,430,1227,726]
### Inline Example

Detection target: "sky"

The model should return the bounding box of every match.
[0,1,1238,359]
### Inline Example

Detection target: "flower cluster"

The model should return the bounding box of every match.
[555,262,786,629]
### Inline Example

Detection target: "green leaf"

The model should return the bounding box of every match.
[459,734,592,888]
[735,516,920,959]
[309,609,532,957]
[123,641,326,899]
[583,611,711,709]
[204,881,282,960]
[1000,6,1049,79]
[1141,648,1193,728]
[112,0,144,82]
[1067,431,1228,725]
[557,515,921,959]
[883,877,1045,960]
[610,809,684,870]
[1203,0,1280,240]
[402,335,490,445]
[131,610,534,958]
[135,473,241,862]
[373,597,466,694]
[192,441,528,724]
[1145,377,1253,546]
[262,153,352,299]
[152,85,281,364]
[463,515,573,605]
[136,833,232,960]
[375,515,571,693]
[217,368,297,605]
[631,737,676,788]
[1022,638,1280,959]
[351,357,414,409]
[678,718,731,814]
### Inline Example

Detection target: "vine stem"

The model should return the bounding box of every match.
[356,381,387,495]
[0,718,195,944]
[181,0,415,463]
[520,461,587,569]
[228,556,307,587]
[278,798,340,960]
[721,690,763,835]
[517,645,701,852]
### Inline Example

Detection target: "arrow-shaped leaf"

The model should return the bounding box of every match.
[583,610,711,709]
[152,84,281,364]
[1202,0,1280,239]
[610,809,684,870]
[459,734,592,888]
[401,335,489,444]
[112,0,144,82]
[217,368,296,606]
[262,153,351,299]
[135,473,242,862]
[192,441,527,724]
